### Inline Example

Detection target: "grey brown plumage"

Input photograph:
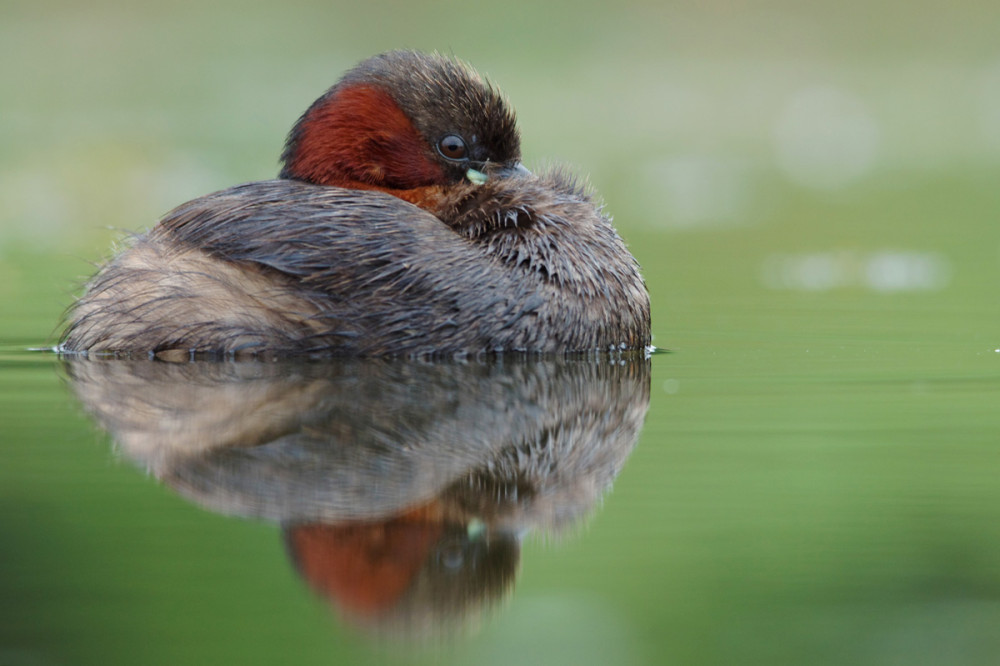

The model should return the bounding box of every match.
[61,51,650,356]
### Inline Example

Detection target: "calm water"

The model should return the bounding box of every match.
[3,327,999,665]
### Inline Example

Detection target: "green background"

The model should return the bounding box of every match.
[3,0,1000,664]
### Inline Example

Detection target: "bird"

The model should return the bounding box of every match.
[60,50,651,357]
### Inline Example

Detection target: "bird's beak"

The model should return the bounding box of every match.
[501,162,531,178]
[465,162,531,186]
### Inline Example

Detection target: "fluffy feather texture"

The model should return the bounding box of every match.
[61,51,650,356]
[63,171,649,356]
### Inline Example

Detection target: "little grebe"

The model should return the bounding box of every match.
[61,51,651,356]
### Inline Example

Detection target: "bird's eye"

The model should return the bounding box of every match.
[437,134,468,160]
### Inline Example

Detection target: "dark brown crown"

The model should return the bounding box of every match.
[280,51,521,192]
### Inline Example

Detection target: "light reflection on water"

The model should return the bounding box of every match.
[61,355,651,640]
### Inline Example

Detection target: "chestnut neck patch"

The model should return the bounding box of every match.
[281,84,446,193]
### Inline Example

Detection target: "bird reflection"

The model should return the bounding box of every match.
[62,356,650,637]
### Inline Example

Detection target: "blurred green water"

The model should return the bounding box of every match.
[3,0,1000,664]
[3,341,1000,666]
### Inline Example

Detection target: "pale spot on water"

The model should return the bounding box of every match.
[761,250,951,293]
[774,86,880,190]
[641,154,752,229]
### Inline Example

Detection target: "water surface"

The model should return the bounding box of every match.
[3,333,999,665]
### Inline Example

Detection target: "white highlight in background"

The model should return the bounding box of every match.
[774,86,880,190]
[979,61,1000,150]
[642,155,751,229]
[761,250,951,293]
